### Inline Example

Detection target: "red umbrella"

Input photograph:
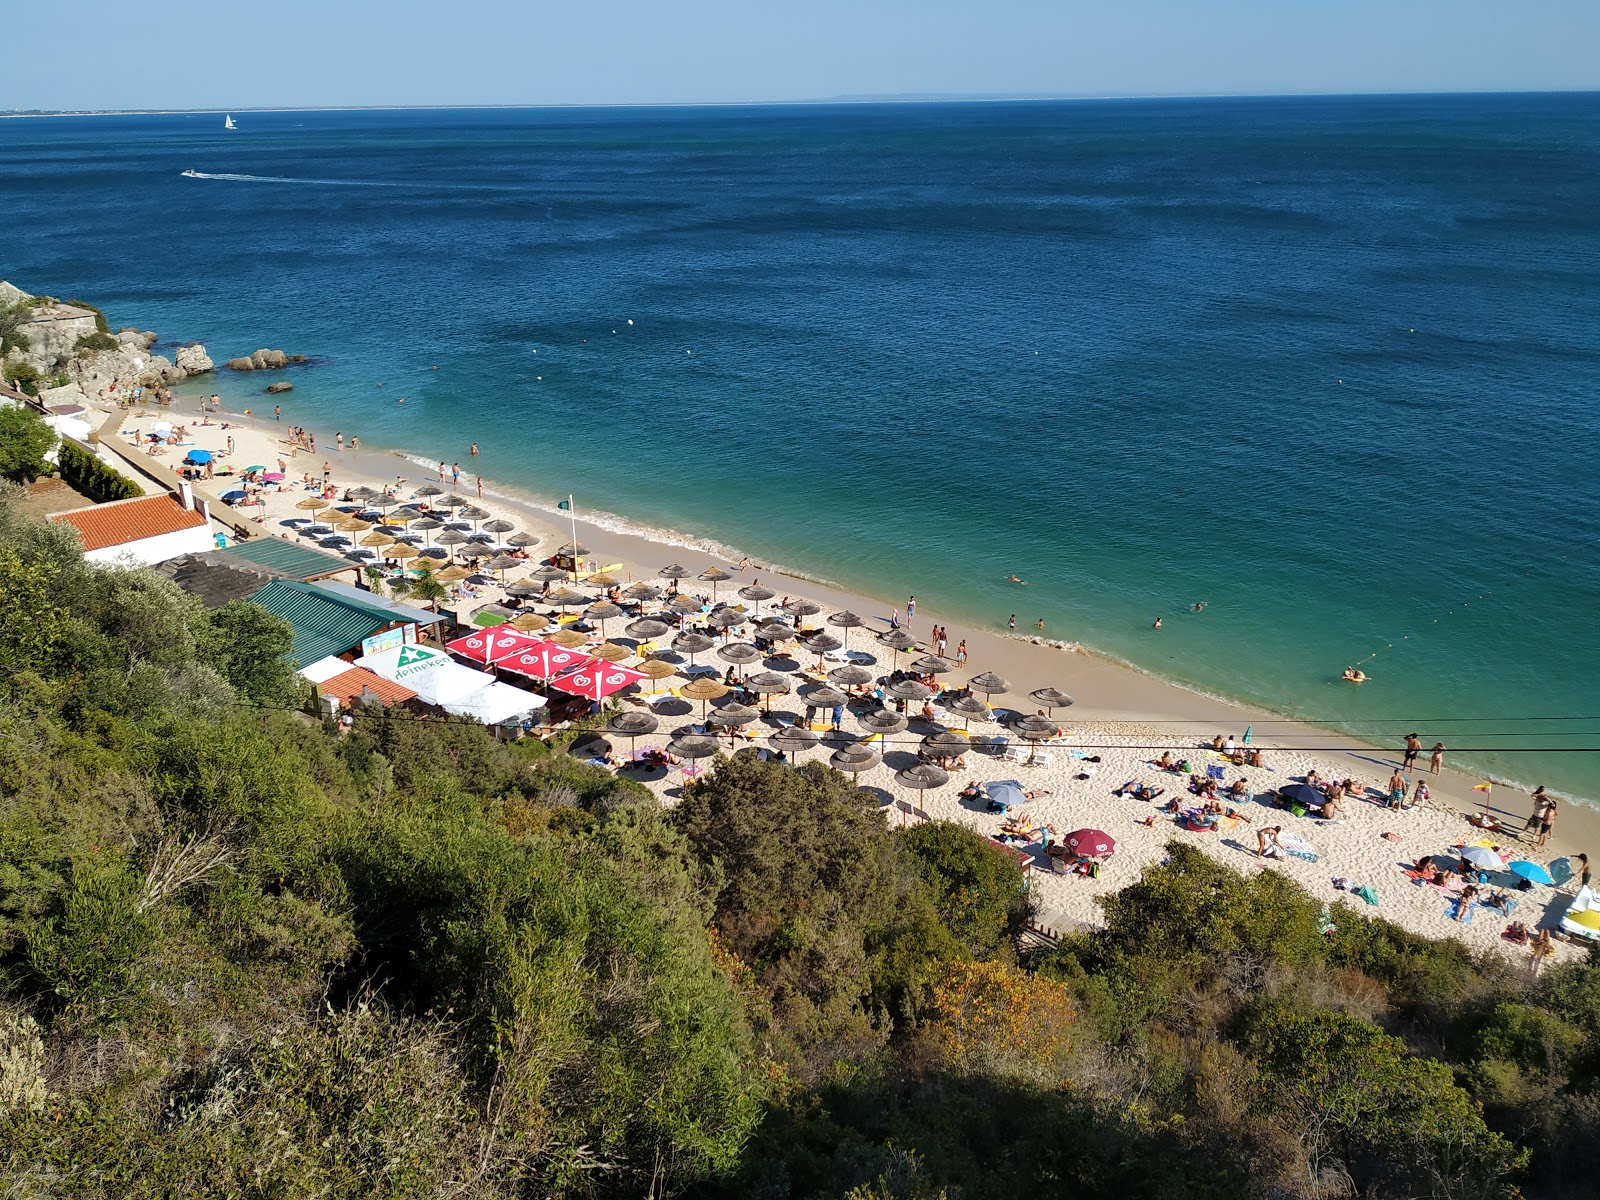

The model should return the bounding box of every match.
[445,629,546,666]
[1064,828,1116,858]
[550,662,649,702]
[500,645,597,681]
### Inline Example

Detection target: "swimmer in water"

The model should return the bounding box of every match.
[1007,575,1028,585]
[1192,601,1206,612]
[1342,666,1367,683]
[1153,617,1163,630]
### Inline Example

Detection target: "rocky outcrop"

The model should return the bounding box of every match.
[175,344,214,374]
[116,329,158,350]
[225,348,306,371]
[265,381,293,393]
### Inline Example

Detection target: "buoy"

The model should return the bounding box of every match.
[627,319,634,325]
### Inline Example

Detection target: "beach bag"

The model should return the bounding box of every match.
[1289,803,1308,818]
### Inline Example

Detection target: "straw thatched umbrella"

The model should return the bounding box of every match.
[436,494,469,509]
[745,670,792,704]
[669,594,705,616]
[626,617,671,641]
[798,685,847,726]
[486,555,523,579]
[709,701,759,728]
[801,631,842,673]
[666,734,720,763]
[506,580,543,600]
[335,517,372,533]
[705,606,744,631]
[636,658,678,693]
[857,707,908,739]
[586,601,624,638]
[458,505,490,526]
[922,730,970,759]
[436,565,471,584]
[769,725,819,757]
[1013,714,1060,741]
[909,654,955,675]
[530,564,568,583]
[623,582,661,602]
[482,518,515,535]
[590,642,632,663]
[966,671,1010,696]
[673,631,714,663]
[348,486,380,501]
[607,710,659,758]
[434,529,470,563]
[410,517,444,541]
[782,598,822,620]
[388,545,420,563]
[659,564,691,580]
[945,694,994,724]
[827,664,874,689]
[875,627,917,670]
[737,582,775,616]
[588,572,621,588]
[545,586,588,612]
[680,675,730,721]
[830,743,881,775]
[556,541,591,556]
[510,612,549,633]
[1030,687,1075,717]
[755,621,796,646]
[885,678,931,704]
[414,485,443,498]
[717,642,761,666]
[547,628,588,649]
[507,531,539,548]
[360,531,395,548]
[895,761,949,822]
[827,610,865,652]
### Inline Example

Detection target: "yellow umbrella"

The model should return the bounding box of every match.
[680,675,730,722]
[636,658,677,693]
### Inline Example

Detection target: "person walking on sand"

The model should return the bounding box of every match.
[1429,742,1445,775]
[956,639,967,665]
[476,476,483,499]
[1388,770,1407,811]
[936,627,948,657]
[1526,786,1551,836]
[1537,798,1558,848]
[1403,733,1421,771]
[906,595,915,623]
[1528,928,1554,978]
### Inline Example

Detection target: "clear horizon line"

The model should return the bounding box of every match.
[4,86,1598,119]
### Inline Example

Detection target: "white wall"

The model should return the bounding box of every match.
[85,523,215,567]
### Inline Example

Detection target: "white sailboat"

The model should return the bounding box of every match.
[224,114,237,130]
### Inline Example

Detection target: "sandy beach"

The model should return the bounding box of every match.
[86,389,1598,965]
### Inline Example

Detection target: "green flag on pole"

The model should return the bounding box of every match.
[557,499,571,510]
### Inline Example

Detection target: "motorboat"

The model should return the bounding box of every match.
[181,169,200,178]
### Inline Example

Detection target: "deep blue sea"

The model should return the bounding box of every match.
[4,95,1598,801]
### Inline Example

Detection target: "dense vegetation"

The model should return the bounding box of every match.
[0,486,1596,1198]
[56,440,143,501]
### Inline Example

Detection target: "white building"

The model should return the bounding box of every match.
[50,486,213,566]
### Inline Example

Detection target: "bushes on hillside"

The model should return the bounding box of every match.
[56,442,141,501]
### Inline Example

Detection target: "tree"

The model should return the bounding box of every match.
[899,821,1028,959]
[0,544,64,677]
[0,301,31,358]
[202,600,299,707]
[0,404,57,483]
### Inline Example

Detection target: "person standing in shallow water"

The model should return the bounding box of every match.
[1008,614,1016,631]
[1403,733,1421,771]
[1430,743,1445,775]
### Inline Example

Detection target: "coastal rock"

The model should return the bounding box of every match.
[225,356,256,371]
[265,381,293,393]
[251,348,287,369]
[174,344,214,374]
[0,281,30,307]
[115,328,159,349]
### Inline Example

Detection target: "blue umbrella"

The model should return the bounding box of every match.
[986,780,1026,811]
[184,449,213,464]
[1508,860,1555,886]
[1278,783,1323,810]
[221,489,248,502]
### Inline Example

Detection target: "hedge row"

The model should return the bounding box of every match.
[58,441,142,501]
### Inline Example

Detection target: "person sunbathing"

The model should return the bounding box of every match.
[1156,751,1175,770]
[1454,885,1479,920]
[959,780,986,803]
[1227,779,1249,800]
[1022,787,1052,800]
[1231,748,1247,766]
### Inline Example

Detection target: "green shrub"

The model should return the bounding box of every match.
[2,361,42,396]
[898,821,1028,960]
[74,331,119,354]
[56,442,142,501]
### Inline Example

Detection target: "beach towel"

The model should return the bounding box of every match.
[1317,904,1337,936]
[1445,899,1477,924]
[1206,764,1226,781]
[1353,884,1379,907]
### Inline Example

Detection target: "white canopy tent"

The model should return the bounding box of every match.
[356,644,544,727]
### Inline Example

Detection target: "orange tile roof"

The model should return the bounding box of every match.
[51,494,207,553]
[319,666,418,709]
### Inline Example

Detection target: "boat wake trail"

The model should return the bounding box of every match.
[182,172,409,187]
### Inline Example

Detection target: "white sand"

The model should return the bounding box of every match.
[85,392,1593,966]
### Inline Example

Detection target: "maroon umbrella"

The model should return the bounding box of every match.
[1064,828,1116,858]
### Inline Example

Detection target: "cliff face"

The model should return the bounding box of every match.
[1,280,209,400]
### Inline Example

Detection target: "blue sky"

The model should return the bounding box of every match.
[6,0,1596,110]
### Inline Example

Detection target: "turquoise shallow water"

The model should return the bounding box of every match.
[3,95,1598,800]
